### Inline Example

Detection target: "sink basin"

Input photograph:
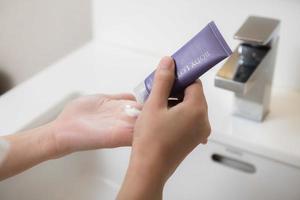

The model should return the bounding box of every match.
[0,148,130,200]
[0,49,300,199]
[20,93,81,131]
[0,92,130,200]
[1,94,300,200]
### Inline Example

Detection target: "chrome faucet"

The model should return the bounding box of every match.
[215,16,280,121]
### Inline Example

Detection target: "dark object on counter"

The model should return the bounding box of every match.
[0,70,13,95]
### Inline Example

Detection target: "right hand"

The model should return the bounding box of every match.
[131,56,211,181]
[118,56,211,200]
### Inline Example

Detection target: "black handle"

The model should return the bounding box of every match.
[211,154,256,174]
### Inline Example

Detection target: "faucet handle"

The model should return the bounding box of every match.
[234,16,280,45]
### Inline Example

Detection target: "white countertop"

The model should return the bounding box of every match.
[1,40,300,168]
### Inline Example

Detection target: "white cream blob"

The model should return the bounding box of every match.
[0,138,10,166]
[124,105,141,117]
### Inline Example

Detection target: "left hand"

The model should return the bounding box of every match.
[51,93,142,157]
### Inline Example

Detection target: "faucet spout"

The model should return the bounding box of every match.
[214,16,280,121]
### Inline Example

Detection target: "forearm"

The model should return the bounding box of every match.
[0,123,57,180]
[117,148,167,200]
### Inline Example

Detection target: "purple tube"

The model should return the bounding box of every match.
[134,21,232,103]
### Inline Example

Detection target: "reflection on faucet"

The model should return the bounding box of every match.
[215,16,280,121]
[234,44,269,83]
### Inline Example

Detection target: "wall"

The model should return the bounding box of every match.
[92,0,300,91]
[0,0,93,93]
[0,0,299,92]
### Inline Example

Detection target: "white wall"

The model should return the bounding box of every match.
[92,0,300,90]
[1,0,299,92]
[0,0,93,93]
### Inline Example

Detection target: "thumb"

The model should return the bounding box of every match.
[148,56,175,108]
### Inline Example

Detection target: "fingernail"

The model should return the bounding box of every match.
[159,56,173,70]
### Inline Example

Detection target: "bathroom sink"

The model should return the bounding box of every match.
[0,92,130,200]
[1,134,300,200]
[0,148,130,200]
[0,39,300,200]
[1,91,300,200]
[20,93,81,131]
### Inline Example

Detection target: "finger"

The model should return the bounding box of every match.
[148,56,175,108]
[182,80,206,106]
[107,93,136,101]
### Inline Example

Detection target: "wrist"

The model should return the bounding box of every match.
[37,122,61,160]
[118,150,166,200]
[131,142,176,180]
[129,150,167,185]
[0,123,60,180]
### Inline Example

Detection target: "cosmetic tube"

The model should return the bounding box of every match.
[134,21,232,103]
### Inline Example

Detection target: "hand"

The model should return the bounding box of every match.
[118,57,211,200]
[0,93,141,180]
[51,93,142,157]
[133,56,211,179]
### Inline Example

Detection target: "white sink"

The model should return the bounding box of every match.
[0,93,130,200]
[1,42,300,200]
[1,92,300,200]
[0,148,130,200]
[1,136,300,200]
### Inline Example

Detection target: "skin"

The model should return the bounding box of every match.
[117,57,211,200]
[0,56,211,200]
[0,94,142,180]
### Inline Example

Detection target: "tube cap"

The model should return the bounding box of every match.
[134,82,149,104]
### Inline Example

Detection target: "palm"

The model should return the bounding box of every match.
[53,94,141,154]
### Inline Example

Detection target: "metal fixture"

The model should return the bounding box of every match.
[215,16,280,121]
